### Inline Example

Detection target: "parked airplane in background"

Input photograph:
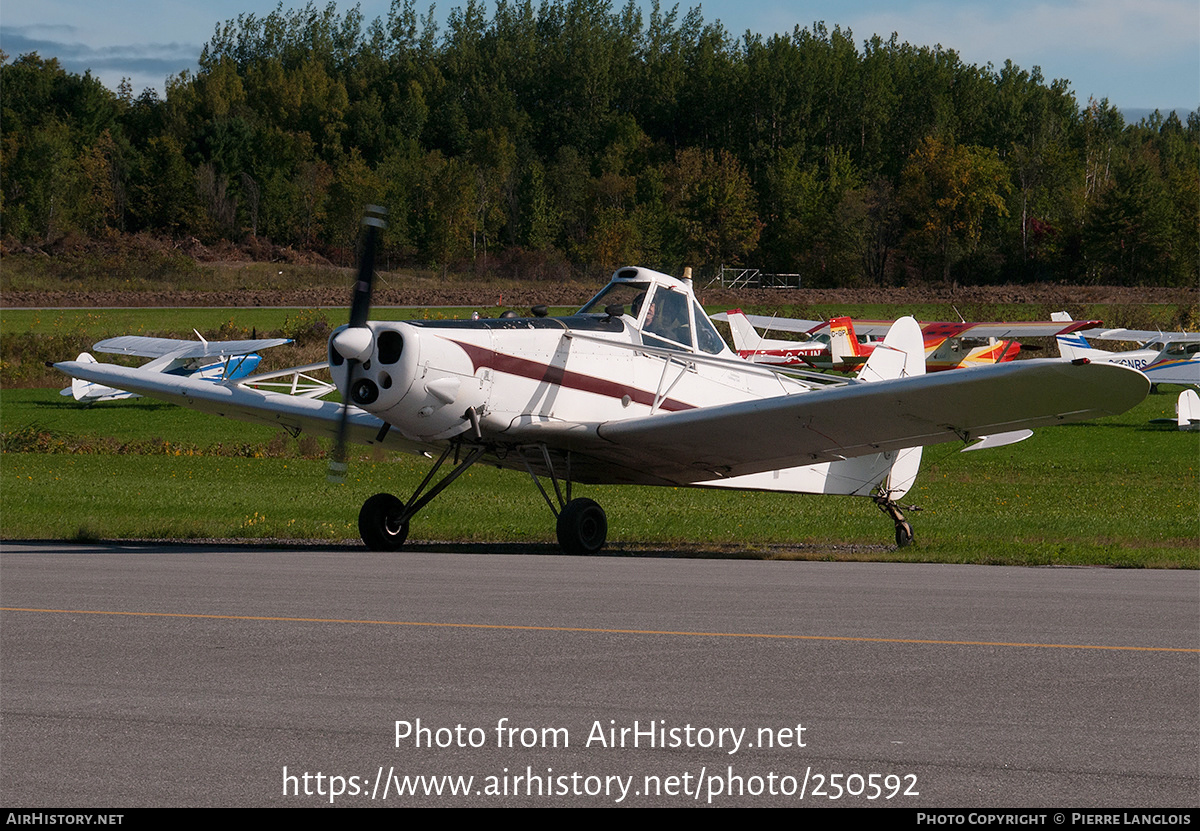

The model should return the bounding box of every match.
[1051,313,1200,388]
[56,211,1149,553]
[715,311,1102,372]
[1152,389,1200,431]
[716,311,874,370]
[62,334,333,403]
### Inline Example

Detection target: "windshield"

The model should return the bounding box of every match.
[577,282,650,317]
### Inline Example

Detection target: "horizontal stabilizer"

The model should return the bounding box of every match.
[961,430,1034,452]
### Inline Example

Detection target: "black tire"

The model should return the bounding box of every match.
[556,498,607,556]
[359,493,409,551]
[895,520,914,548]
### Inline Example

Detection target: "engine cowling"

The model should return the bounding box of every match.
[328,322,489,441]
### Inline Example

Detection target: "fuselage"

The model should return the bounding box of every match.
[1055,333,1200,386]
[328,267,819,446]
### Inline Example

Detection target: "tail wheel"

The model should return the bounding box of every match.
[556,498,607,556]
[895,520,914,548]
[359,493,409,551]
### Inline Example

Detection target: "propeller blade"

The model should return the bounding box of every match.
[349,205,386,328]
[328,206,387,484]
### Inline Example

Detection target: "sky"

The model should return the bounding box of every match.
[2,0,1197,115]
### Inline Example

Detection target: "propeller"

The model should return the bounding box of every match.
[328,205,387,483]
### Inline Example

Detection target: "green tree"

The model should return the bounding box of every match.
[898,137,1010,283]
[664,147,762,267]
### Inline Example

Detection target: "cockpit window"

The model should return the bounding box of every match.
[577,282,649,316]
[692,299,727,354]
[642,287,692,349]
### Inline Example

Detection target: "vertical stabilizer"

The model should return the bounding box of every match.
[1177,388,1200,431]
[828,316,862,366]
[724,310,764,352]
[1051,311,1107,361]
[857,316,925,382]
[858,317,926,500]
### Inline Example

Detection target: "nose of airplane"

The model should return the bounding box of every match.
[329,322,418,413]
[331,325,374,363]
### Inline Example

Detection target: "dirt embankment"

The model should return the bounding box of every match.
[5,282,1195,311]
[2,233,1194,309]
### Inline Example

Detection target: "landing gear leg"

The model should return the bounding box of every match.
[874,495,916,548]
[357,443,487,551]
[520,445,608,555]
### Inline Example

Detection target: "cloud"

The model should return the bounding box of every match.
[730,0,1198,109]
[0,26,201,93]
[844,0,1197,64]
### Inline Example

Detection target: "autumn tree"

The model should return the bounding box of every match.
[898,137,1010,283]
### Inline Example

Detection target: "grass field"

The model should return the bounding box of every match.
[2,386,1196,567]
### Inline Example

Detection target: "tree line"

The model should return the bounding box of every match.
[2,0,1197,286]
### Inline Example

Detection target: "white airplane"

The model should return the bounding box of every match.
[1051,312,1200,388]
[60,334,316,403]
[56,211,1149,553]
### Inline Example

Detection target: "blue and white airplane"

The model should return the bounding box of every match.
[1051,313,1200,388]
[62,333,300,403]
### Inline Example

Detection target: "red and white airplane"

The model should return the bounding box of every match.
[716,310,1104,372]
[57,211,1148,553]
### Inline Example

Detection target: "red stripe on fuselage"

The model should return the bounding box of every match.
[447,338,696,412]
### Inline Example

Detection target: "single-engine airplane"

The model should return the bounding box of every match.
[714,311,1104,372]
[56,210,1149,554]
[1051,313,1200,388]
[59,334,333,403]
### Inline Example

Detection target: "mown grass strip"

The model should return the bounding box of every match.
[2,389,1196,566]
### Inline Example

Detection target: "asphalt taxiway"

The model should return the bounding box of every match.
[2,541,1196,807]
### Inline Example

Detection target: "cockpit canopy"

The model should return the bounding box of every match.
[577,267,729,355]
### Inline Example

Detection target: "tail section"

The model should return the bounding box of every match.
[858,317,926,500]
[724,310,764,352]
[64,353,137,402]
[856,316,925,383]
[1051,311,1108,361]
[827,316,863,367]
[1177,389,1200,431]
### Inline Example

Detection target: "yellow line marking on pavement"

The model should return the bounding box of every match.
[3,608,1196,652]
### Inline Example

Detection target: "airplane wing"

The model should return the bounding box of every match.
[58,355,1148,488]
[1080,329,1200,343]
[915,321,1105,339]
[710,315,1104,339]
[591,360,1148,483]
[93,335,292,359]
[54,359,432,455]
[710,312,827,335]
[797,320,1105,338]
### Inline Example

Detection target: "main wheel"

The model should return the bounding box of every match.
[895,520,914,548]
[359,493,409,551]
[556,498,607,556]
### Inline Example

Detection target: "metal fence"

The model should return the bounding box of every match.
[703,268,803,289]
